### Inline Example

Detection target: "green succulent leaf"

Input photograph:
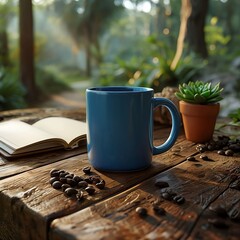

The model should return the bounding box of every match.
[175,80,224,104]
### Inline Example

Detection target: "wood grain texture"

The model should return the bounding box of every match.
[0,128,194,240]
[49,152,240,240]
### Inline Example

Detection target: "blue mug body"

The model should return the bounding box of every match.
[86,86,180,172]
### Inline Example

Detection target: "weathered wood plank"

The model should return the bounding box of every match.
[0,108,86,124]
[0,133,195,240]
[49,152,240,240]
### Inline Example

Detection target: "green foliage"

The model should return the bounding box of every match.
[0,68,26,110]
[175,80,224,104]
[35,67,71,94]
[99,37,206,92]
[228,109,240,124]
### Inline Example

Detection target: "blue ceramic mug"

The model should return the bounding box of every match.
[86,86,181,172]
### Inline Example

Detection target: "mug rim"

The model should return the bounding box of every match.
[87,86,153,93]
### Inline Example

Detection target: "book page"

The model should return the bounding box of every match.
[0,120,58,152]
[32,117,87,145]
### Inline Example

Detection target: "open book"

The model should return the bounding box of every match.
[0,117,87,157]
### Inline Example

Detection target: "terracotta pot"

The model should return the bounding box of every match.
[179,101,220,143]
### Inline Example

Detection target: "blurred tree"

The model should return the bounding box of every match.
[19,0,37,102]
[171,0,209,69]
[53,0,123,77]
[0,1,15,67]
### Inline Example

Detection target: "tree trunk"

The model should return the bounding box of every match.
[171,0,209,70]
[19,0,37,102]
[186,0,209,58]
[0,30,9,67]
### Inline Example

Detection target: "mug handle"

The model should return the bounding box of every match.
[151,98,181,155]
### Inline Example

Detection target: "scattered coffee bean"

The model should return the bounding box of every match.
[153,205,166,215]
[196,144,206,153]
[229,144,240,152]
[217,150,225,155]
[66,178,77,187]
[96,180,105,189]
[84,176,93,184]
[52,181,62,189]
[90,175,101,184]
[208,218,229,229]
[61,184,71,192]
[154,180,169,188]
[49,168,106,200]
[83,166,91,174]
[186,156,196,162]
[50,169,60,177]
[78,180,88,189]
[173,195,185,204]
[59,177,67,184]
[225,149,234,156]
[73,175,83,183]
[229,180,240,190]
[64,187,78,197]
[228,209,240,222]
[200,154,209,161]
[207,144,215,151]
[161,192,172,201]
[209,205,228,218]
[76,191,84,201]
[49,177,59,185]
[65,174,74,179]
[136,207,147,216]
[59,172,68,178]
[85,186,95,195]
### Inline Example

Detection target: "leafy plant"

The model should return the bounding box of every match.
[175,80,224,104]
[228,109,240,125]
[0,68,26,110]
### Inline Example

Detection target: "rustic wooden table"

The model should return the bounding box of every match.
[0,108,239,240]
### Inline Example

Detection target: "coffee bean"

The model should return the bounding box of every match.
[196,144,206,153]
[66,178,77,187]
[96,180,105,189]
[225,149,234,156]
[59,177,67,183]
[161,192,172,201]
[50,169,60,177]
[136,207,147,216]
[154,180,169,188]
[207,144,215,151]
[228,209,240,222]
[49,177,59,185]
[217,150,225,155]
[173,195,185,204]
[61,183,71,191]
[64,187,78,197]
[90,175,101,184]
[73,175,83,183]
[59,172,68,178]
[200,154,209,160]
[229,144,240,152]
[76,191,84,201]
[209,205,228,218]
[186,156,196,162]
[82,166,91,174]
[65,174,74,179]
[52,181,62,189]
[78,180,88,188]
[84,176,93,184]
[85,186,95,195]
[208,218,229,229]
[153,205,166,215]
[230,180,240,190]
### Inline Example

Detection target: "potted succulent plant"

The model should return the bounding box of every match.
[175,81,224,143]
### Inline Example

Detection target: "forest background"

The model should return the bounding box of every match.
[0,0,240,117]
